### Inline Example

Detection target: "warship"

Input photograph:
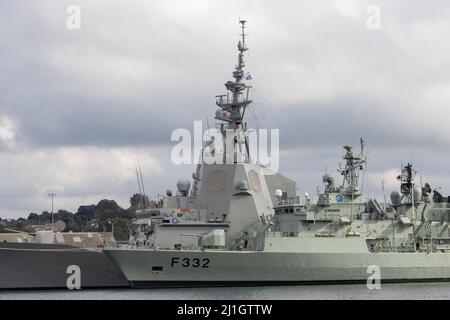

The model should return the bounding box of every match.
[104,21,450,288]
[0,230,128,289]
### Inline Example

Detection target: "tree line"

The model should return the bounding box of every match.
[0,194,153,241]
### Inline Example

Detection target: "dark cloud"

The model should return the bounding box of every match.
[2,0,450,217]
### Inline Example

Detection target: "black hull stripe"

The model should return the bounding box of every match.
[130,278,450,289]
[0,285,128,292]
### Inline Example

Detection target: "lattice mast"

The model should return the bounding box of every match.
[215,20,253,163]
[340,138,367,195]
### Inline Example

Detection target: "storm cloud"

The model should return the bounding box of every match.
[1,0,450,217]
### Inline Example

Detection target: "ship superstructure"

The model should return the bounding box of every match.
[127,20,296,251]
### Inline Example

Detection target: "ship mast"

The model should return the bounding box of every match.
[340,140,366,195]
[397,163,417,219]
[215,20,253,164]
[337,139,366,221]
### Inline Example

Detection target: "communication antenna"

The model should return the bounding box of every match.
[419,172,424,207]
[400,153,403,172]
[214,20,252,163]
[135,166,144,209]
[360,137,365,156]
[138,164,148,209]
[205,117,211,141]
[381,178,387,211]
[240,19,247,46]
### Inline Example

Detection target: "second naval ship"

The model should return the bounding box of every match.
[104,21,450,288]
[0,229,128,289]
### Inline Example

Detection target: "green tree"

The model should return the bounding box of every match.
[130,193,150,208]
[76,205,96,220]
[27,212,39,223]
[39,211,51,224]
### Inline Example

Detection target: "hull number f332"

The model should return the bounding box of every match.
[171,257,210,268]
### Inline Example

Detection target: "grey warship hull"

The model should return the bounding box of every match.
[0,243,128,290]
[104,245,450,288]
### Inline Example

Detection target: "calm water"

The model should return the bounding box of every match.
[1,283,450,300]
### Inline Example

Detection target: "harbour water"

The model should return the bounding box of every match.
[1,283,450,300]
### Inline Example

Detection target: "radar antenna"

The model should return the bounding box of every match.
[214,20,253,164]
[340,144,366,195]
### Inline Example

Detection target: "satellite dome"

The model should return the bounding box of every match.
[390,191,401,205]
[274,189,283,198]
[237,180,249,191]
[177,179,191,196]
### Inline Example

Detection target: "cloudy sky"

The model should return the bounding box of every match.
[1,0,450,218]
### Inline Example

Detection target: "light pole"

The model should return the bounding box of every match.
[48,192,57,231]
[108,221,114,239]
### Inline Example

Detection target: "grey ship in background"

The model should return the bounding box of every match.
[0,229,127,289]
[105,21,450,288]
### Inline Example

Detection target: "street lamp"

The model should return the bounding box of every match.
[108,221,115,239]
[48,192,57,231]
